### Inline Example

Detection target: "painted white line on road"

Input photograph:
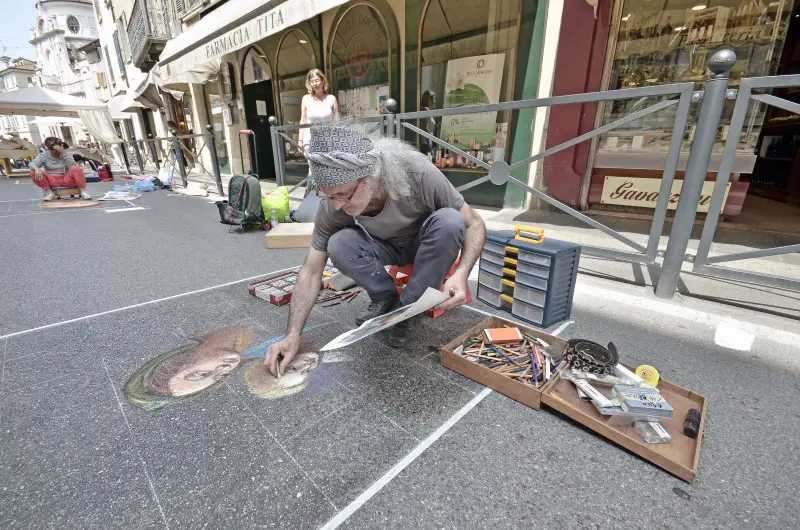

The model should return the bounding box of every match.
[714,319,756,351]
[551,320,575,336]
[575,283,800,348]
[319,388,493,530]
[0,267,297,341]
[105,206,146,213]
[0,198,41,203]
[319,322,572,530]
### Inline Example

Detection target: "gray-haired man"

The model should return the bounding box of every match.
[264,125,485,376]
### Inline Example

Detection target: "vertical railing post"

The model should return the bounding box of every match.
[655,49,736,299]
[206,124,224,197]
[120,138,131,174]
[172,133,187,187]
[147,134,160,171]
[269,116,286,186]
[132,140,145,172]
[385,98,398,138]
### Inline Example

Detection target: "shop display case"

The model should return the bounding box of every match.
[597,0,795,170]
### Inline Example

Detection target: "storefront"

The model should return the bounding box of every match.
[546,0,800,230]
[156,0,549,209]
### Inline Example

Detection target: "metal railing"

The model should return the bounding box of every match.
[269,87,694,269]
[128,0,171,72]
[689,72,800,293]
[116,124,225,196]
[266,50,797,299]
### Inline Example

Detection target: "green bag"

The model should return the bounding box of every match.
[261,186,291,222]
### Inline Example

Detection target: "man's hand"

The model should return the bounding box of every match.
[437,272,469,310]
[264,333,300,377]
[33,168,44,181]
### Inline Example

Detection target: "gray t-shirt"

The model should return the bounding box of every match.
[32,151,76,175]
[311,152,465,252]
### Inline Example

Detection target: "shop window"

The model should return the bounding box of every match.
[418,0,521,170]
[276,29,317,163]
[67,15,80,34]
[204,82,231,175]
[599,0,795,159]
[329,3,393,118]
[242,47,272,86]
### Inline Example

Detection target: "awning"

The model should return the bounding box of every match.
[108,93,146,117]
[159,0,349,85]
[0,86,107,117]
[28,116,85,128]
[133,70,185,108]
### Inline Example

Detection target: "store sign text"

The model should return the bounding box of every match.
[162,0,351,82]
[600,176,730,213]
[204,10,284,60]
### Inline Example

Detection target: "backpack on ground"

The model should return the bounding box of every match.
[216,175,265,232]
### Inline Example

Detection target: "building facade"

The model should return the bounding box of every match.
[0,57,39,144]
[544,0,800,228]
[29,0,113,146]
[91,0,185,147]
[123,0,551,208]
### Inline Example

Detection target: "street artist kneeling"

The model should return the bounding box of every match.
[264,125,486,376]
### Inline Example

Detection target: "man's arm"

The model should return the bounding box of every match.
[454,202,485,277]
[264,248,328,376]
[286,248,328,337]
[438,203,485,310]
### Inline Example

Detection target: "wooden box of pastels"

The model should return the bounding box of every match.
[440,316,567,410]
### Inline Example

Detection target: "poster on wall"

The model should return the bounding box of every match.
[439,53,505,154]
[338,85,389,118]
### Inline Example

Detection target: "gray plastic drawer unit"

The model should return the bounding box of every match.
[476,230,581,328]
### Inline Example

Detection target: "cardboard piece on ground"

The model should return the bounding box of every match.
[265,223,315,248]
[440,315,567,410]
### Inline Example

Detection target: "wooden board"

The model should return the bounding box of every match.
[440,316,567,410]
[542,365,707,483]
[52,187,81,197]
[265,223,315,249]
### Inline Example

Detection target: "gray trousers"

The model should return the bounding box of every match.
[328,208,466,305]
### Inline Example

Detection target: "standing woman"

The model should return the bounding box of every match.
[300,69,339,195]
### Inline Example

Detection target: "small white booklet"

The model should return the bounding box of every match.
[320,287,449,351]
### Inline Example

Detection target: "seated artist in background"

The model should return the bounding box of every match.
[29,137,91,200]
[265,124,486,376]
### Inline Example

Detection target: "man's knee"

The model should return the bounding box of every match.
[327,229,364,266]
[424,208,466,242]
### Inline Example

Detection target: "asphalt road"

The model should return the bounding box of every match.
[1,178,799,529]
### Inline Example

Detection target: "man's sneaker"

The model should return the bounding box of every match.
[355,297,400,326]
[80,189,92,199]
[388,315,416,348]
[43,190,54,201]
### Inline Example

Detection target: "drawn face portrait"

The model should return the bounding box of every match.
[125,326,253,411]
[245,352,319,399]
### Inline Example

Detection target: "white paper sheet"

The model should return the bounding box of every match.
[320,287,449,351]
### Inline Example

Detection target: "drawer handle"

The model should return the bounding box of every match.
[501,279,515,288]
[500,294,514,303]
[504,257,518,266]
[502,268,516,277]
[505,246,519,254]
[514,224,545,244]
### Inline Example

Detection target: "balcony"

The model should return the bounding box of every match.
[128,0,171,72]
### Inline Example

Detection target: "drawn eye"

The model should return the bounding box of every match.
[185,371,212,381]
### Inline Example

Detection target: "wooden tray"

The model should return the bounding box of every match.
[440,316,567,410]
[542,365,707,483]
